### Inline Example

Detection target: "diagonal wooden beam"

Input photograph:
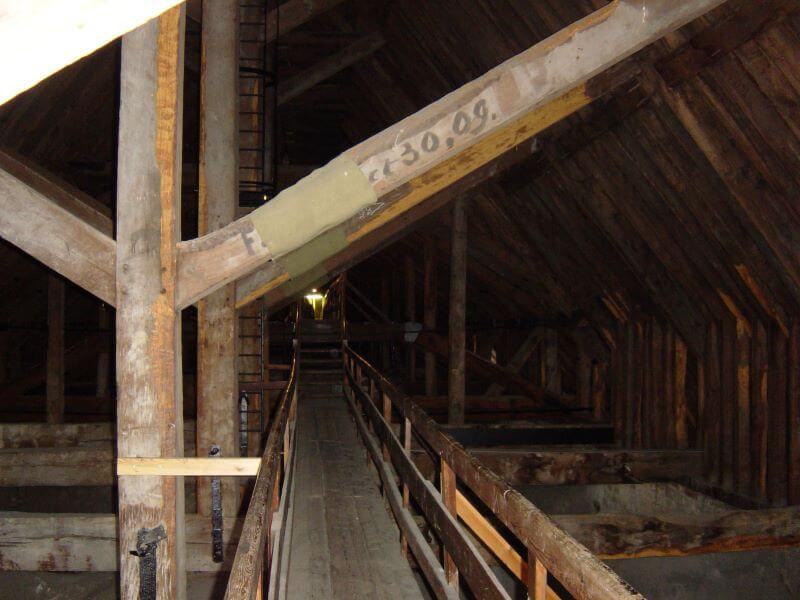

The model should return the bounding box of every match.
[416,331,574,413]
[0,1,184,105]
[0,150,116,304]
[177,0,727,310]
[266,0,348,43]
[278,32,385,105]
[485,329,543,396]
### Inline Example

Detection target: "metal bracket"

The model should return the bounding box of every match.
[239,391,249,457]
[131,524,167,600]
[209,444,224,563]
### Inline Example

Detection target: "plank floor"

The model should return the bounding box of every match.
[283,389,425,599]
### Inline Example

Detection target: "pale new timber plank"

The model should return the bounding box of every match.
[117,457,260,476]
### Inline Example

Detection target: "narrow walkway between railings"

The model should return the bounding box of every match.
[277,340,426,599]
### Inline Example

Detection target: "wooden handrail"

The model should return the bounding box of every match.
[224,340,300,600]
[344,364,509,599]
[343,346,644,600]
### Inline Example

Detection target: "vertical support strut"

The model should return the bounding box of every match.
[448,198,467,425]
[116,7,186,599]
[46,274,65,424]
[197,0,240,519]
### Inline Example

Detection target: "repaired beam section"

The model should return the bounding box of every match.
[0,150,115,304]
[178,0,726,309]
[472,449,703,486]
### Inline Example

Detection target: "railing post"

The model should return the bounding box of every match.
[402,413,412,557]
[440,459,458,591]
[527,549,547,600]
[382,392,392,463]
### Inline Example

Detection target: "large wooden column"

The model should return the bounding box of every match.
[46,275,65,424]
[116,7,186,599]
[423,236,437,395]
[196,0,239,519]
[448,199,467,424]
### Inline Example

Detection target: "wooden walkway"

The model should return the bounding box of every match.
[282,383,425,599]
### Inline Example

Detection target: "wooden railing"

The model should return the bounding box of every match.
[224,338,299,600]
[343,346,644,600]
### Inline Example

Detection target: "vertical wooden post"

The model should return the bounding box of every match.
[404,254,416,389]
[382,392,391,462]
[402,414,411,557]
[96,303,111,400]
[46,274,65,424]
[448,199,467,425]
[381,273,391,369]
[788,320,800,504]
[544,329,561,395]
[440,459,458,590]
[577,350,591,412]
[526,549,547,600]
[591,361,606,421]
[197,0,239,519]
[116,7,186,599]
[423,236,437,396]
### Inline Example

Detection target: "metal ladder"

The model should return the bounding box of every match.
[238,0,277,207]
[238,307,266,456]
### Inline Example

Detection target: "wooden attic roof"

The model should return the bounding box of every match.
[0,0,798,360]
[334,0,800,358]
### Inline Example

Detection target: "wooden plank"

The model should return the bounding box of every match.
[0,0,184,104]
[440,460,459,590]
[0,422,114,449]
[454,491,560,600]
[46,275,65,425]
[0,513,242,572]
[448,199,467,425]
[117,457,260,476]
[0,446,114,486]
[277,33,384,105]
[196,0,239,520]
[115,8,186,599]
[554,507,800,559]
[178,0,726,308]
[0,152,115,304]
[471,449,704,487]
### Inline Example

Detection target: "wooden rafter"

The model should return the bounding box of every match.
[277,32,385,106]
[0,150,115,304]
[176,0,727,310]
